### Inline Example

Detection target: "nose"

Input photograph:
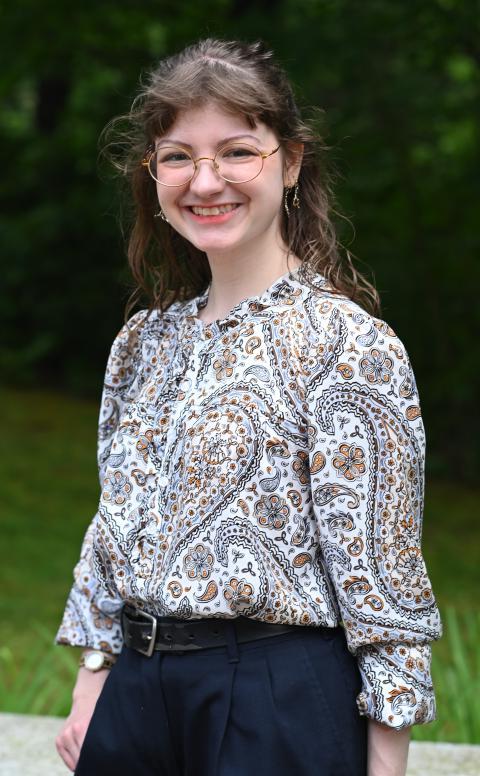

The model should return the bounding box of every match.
[188,158,225,197]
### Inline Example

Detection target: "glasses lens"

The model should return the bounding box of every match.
[217,143,263,183]
[149,146,194,186]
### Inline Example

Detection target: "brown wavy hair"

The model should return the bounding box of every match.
[102,38,381,320]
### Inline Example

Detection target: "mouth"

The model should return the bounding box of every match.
[188,203,241,216]
[183,202,243,225]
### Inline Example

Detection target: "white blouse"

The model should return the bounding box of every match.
[55,264,442,729]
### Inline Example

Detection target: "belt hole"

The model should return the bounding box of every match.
[188,634,195,640]
[164,633,173,641]
[212,629,220,636]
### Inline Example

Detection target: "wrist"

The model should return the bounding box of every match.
[78,648,117,673]
[367,719,411,776]
[73,666,110,702]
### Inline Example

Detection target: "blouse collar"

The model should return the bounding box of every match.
[193,264,328,319]
[162,263,336,339]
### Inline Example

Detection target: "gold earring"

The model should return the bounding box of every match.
[284,186,291,217]
[154,206,168,222]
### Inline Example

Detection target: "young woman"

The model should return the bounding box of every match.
[55,38,442,776]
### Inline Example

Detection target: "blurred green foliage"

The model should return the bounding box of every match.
[1,0,479,480]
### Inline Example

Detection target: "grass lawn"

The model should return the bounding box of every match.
[1,387,478,741]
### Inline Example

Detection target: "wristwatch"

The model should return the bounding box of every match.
[79,650,117,672]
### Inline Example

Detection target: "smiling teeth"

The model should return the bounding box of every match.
[192,204,238,216]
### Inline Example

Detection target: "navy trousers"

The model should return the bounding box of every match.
[75,623,367,775]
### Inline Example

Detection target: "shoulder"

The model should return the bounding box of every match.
[104,302,188,391]
[110,308,150,347]
[103,309,156,393]
[106,309,149,371]
[108,302,185,356]
[307,287,411,363]
[302,288,421,410]
[307,286,394,339]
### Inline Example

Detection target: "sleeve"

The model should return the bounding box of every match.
[54,310,147,654]
[305,303,442,729]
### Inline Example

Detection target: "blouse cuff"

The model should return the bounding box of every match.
[355,641,437,729]
[54,584,124,655]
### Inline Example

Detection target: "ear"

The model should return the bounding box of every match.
[283,142,304,187]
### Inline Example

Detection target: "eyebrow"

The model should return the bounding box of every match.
[155,134,262,149]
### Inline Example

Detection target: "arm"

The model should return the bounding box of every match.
[305,302,442,736]
[54,311,147,771]
[54,310,147,653]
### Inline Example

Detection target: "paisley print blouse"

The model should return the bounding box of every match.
[55,264,442,729]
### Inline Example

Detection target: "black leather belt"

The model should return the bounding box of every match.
[121,604,307,657]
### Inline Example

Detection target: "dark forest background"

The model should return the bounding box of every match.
[1,0,479,482]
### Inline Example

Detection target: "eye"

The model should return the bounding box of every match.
[220,144,258,161]
[157,148,192,165]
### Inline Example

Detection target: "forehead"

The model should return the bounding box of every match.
[158,102,274,144]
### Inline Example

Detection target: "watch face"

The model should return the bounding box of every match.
[85,652,104,671]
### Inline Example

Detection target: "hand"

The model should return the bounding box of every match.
[55,666,109,772]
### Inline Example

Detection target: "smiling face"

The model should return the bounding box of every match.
[153,102,298,261]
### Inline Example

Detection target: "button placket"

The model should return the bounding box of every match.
[161,327,207,456]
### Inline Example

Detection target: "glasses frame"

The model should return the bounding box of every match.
[141,142,281,187]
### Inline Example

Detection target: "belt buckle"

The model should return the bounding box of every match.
[133,607,157,657]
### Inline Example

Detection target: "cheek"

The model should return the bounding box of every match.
[156,185,176,209]
[243,171,284,207]
[254,182,284,223]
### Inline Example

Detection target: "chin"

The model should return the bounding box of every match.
[188,234,245,255]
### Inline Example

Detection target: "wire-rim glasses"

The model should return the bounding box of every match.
[141,142,281,187]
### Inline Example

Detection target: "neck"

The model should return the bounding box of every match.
[199,233,302,323]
